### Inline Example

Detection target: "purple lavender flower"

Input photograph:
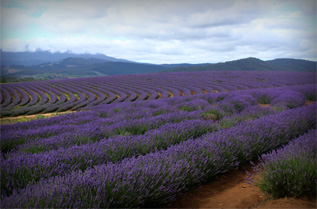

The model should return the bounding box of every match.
[2,104,315,208]
[250,129,316,197]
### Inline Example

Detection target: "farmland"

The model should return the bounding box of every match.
[0,71,315,117]
[0,71,316,208]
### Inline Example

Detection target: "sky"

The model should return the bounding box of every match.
[1,0,316,64]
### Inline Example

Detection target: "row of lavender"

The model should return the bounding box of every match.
[0,99,275,196]
[1,83,315,155]
[1,84,316,207]
[1,71,315,117]
[1,103,316,207]
[248,129,316,198]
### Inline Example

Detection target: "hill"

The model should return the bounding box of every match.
[90,62,167,75]
[1,54,315,82]
[163,57,316,72]
[267,58,317,71]
[1,50,132,66]
[1,57,168,80]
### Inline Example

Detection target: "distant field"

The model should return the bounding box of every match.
[0,71,315,117]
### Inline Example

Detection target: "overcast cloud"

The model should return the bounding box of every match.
[1,0,316,63]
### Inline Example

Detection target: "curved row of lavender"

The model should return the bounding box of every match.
[0,71,315,117]
[1,84,314,155]
[1,83,316,207]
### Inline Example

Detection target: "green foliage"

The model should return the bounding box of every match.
[153,109,169,116]
[201,110,223,121]
[305,94,317,101]
[257,95,271,104]
[1,77,7,83]
[0,77,47,83]
[116,125,148,136]
[179,105,195,112]
[1,138,26,153]
[99,112,108,118]
[113,108,121,113]
[74,93,79,100]
[248,131,317,198]
[273,105,287,113]
[218,118,236,129]
[35,114,46,119]
[22,146,48,154]
[255,156,316,198]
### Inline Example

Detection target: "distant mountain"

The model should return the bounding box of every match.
[1,50,132,66]
[40,57,108,67]
[90,62,167,75]
[161,63,210,68]
[1,57,168,80]
[163,57,316,72]
[1,56,315,82]
[267,58,317,72]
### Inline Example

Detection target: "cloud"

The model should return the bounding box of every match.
[1,0,316,63]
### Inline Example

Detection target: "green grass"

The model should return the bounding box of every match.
[201,110,223,121]
[179,105,195,112]
[0,112,73,125]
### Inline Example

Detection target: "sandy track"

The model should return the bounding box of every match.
[167,163,316,208]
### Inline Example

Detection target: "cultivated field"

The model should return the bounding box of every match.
[1,71,315,117]
[0,71,316,208]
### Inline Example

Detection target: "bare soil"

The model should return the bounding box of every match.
[305,101,314,106]
[258,103,270,108]
[0,111,75,125]
[166,164,316,209]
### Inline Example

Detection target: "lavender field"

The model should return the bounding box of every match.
[0,71,315,117]
[0,71,316,208]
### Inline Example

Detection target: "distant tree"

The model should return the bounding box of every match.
[1,77,7,83]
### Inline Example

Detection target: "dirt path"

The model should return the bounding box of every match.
[166,164,316,209]
[0,111,75,125]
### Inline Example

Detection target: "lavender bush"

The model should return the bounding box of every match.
[247,129,317,198]
[271,90,306,109]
